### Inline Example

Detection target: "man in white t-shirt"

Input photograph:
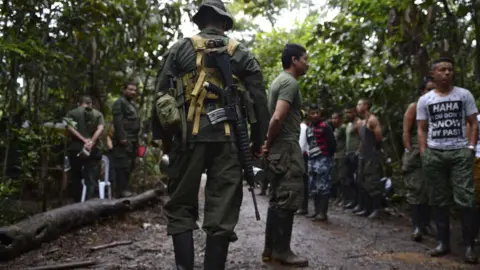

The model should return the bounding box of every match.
[417,57,478,264]
[296,108,310,215]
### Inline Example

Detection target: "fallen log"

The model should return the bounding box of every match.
[26,260,98,270]
[0,189,163,261]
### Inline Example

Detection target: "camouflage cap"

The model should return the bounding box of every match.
[192,0,234,31]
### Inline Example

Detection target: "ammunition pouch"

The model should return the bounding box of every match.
[155,91,181,131]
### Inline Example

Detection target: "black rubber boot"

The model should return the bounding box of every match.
[460,208,479,264]
[172,231,194,270]
[430,207,451,257]
[411,204,424,242]
[367,194,384,219]
[313,194,329,222]
[262,207,276,262]
[296,184,309,216]
[336,185,345,206]
[204,235,230,270]
[419,204,433,236]
[352,189,364,213]
[474,207,480,246]
[344,186,357,209]
[356,192,372,217]
[306,194,320,218]
[271,208,309,267]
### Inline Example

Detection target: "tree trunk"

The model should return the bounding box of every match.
[0,189,163,261]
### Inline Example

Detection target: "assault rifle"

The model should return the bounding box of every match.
[202,44,261,221]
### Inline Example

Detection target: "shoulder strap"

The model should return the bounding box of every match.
[190,35,206,51]
[227,38,239,56]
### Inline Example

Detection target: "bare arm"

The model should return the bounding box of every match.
[466,114,478,146]
[402,103,416,150]
[91,125,104,144]
[417,120,428,154]
[107,135,113,150]
[67,126,89,144]
[369,115,382,143]
[265,100,290,149]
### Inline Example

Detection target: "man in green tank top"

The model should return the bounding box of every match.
[343,104,361,209]
[402,77,435,242]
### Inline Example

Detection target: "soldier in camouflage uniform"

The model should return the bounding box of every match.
[262,43,309,267]
[111,82,140,198]
[331,112,347,206]
[402,77,435,242]
[343,105,360,210]
[417,58,478,264]
[65,96,105,201]
[151,1,269,269]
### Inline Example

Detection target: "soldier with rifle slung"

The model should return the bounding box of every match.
[151,0,269,269]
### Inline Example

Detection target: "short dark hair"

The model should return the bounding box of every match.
[78,95,92,105]
[344,103,355,110]
[309,103,320,110]
[359,98,372,109]
[431,57,454,70]
[418,76,434,91]
[332,111,343,117]
[281,43,306,69]
[124,81,137,89]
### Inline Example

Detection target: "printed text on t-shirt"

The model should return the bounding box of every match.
[428,101,463,139]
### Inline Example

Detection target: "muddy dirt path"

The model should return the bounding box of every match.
[2,177,478,270]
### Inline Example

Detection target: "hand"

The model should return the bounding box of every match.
[84,141,94,151]
[120,139,128,145]
[251,145,263,158]
[262,140,269,155]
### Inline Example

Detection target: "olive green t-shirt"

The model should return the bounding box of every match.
[268,71,302,141]
[66,106,105,151]
[334,124,347,159]
[345,121,360,153]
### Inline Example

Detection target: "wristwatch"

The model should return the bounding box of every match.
[468,144,475,151]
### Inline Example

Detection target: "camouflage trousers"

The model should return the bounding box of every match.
[474,157,480,207]
[358,152,384,197]
[266,140,305,211]
[402,147,427,205]
[422,147,475,208]
[308,156,333,196]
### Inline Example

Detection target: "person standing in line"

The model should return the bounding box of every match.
[331,111,347,206]
[402,76,436,242]
[111,82,140,198]
[343,104,361,210]
[305,105,336,222]
[262,43,309,267]
[417,57,478,264]
[296,108,310,215]
[355,98,384,219]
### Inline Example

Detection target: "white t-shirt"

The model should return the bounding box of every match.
[299,122,309,154]
[417,86,478,150]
